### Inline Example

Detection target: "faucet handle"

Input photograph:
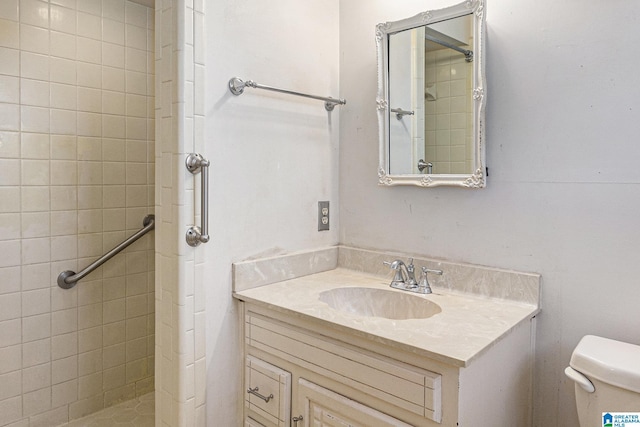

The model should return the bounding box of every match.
[422,267,443,276]
[417,267,443,294]
[383,260,406,285]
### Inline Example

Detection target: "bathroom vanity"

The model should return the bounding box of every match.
[233,247,540,427]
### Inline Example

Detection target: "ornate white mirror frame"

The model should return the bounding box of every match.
[376,0,486,188]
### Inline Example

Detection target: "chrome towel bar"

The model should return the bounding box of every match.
[228,77,346,111]
[57,214,155,289]
[185,153,210,247]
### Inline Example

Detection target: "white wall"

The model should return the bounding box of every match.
[203,0,340,423]
[340,0,640,426]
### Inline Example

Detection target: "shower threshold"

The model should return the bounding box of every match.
[56,392,154,426]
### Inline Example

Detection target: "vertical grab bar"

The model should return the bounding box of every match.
[185,153,210,247]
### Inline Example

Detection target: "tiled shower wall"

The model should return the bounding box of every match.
[424,48,473,174]
[0,0,155,425]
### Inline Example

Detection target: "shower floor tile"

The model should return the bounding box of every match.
[57,392,154,427]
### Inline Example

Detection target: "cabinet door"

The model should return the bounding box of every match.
[295,379,412,427]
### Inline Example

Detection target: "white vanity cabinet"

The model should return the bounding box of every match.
[239,302,536,427]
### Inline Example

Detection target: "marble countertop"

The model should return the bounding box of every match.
[234,267,540,367]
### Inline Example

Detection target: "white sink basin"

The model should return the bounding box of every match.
[318,287,442,320]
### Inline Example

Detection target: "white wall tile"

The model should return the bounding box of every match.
[50,83,77,110]
[50,186,77,211]
[0,19,20,49]
[22,362,51,393]
[22,338,50,367]
[22,312,51,341]
[0,319,21,347]
[76,62,101,88]
[77,37,101,64]
[103,67,125,92]
[0,293,21,321]
[52,355,78,384]
[0,159,20,185]
[21,159,49,186]
[77,326,101,353]
[0,102,20,130]
[51,379,77,407]
[0,266,20,294]
[0,213,20,241]
[0,0,18,22]
[49,161,76,187]
[19,0,49,28]
[0,131,20,158]
[21,237,50,265]
[51,135,77,160]
[20,212,49,238]
[77,87,102,113]
[21,106,50,133]
[19,24,48,55]
[51,235,78,261]
[50,57,77,85]
[125,24,147,51]
[22,386,51,417]
[20,78,49,107]
[0,370,22,402]
[76,0,100,16]
[77,209,100,234]
[77,12,101,40]
[50,31,76,60]
[77,112,102,137]
[0,344,21,375]
[20,187,53,212]
[50,4,77,34]
[22,290,51,318]
[50,109,78,136]
[103,91,125,115]
[21,263,50,291]
[0,75,19,103]
[0,241,20,268]
[0,396,22,425]
[51,332,77,360]
[103,0,125,22]
[125,2,148,28]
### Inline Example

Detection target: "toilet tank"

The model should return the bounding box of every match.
[568,335,640,427]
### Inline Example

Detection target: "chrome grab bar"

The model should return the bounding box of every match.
[57,214,155,289]
[228,77,346,111]
[390,108,414,120]
[185,153,210,247]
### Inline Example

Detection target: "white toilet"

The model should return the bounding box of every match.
[565,335,640,427]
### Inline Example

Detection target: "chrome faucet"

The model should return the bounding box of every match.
[383,258,443,294]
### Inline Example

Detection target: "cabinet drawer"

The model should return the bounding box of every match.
[245,356,292,427]
[246,417,266,427]
[247,313,442,423]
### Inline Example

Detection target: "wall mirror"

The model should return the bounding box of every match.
[376,0,486,188]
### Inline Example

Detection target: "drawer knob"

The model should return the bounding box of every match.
[293,415,303,426]
[247,386,274,403]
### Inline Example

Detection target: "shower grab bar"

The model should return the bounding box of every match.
[390,108,414,120]
[228,77,346,111]
[57,214,155,289]
[185,153,210,247]
[425,33,473,62]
